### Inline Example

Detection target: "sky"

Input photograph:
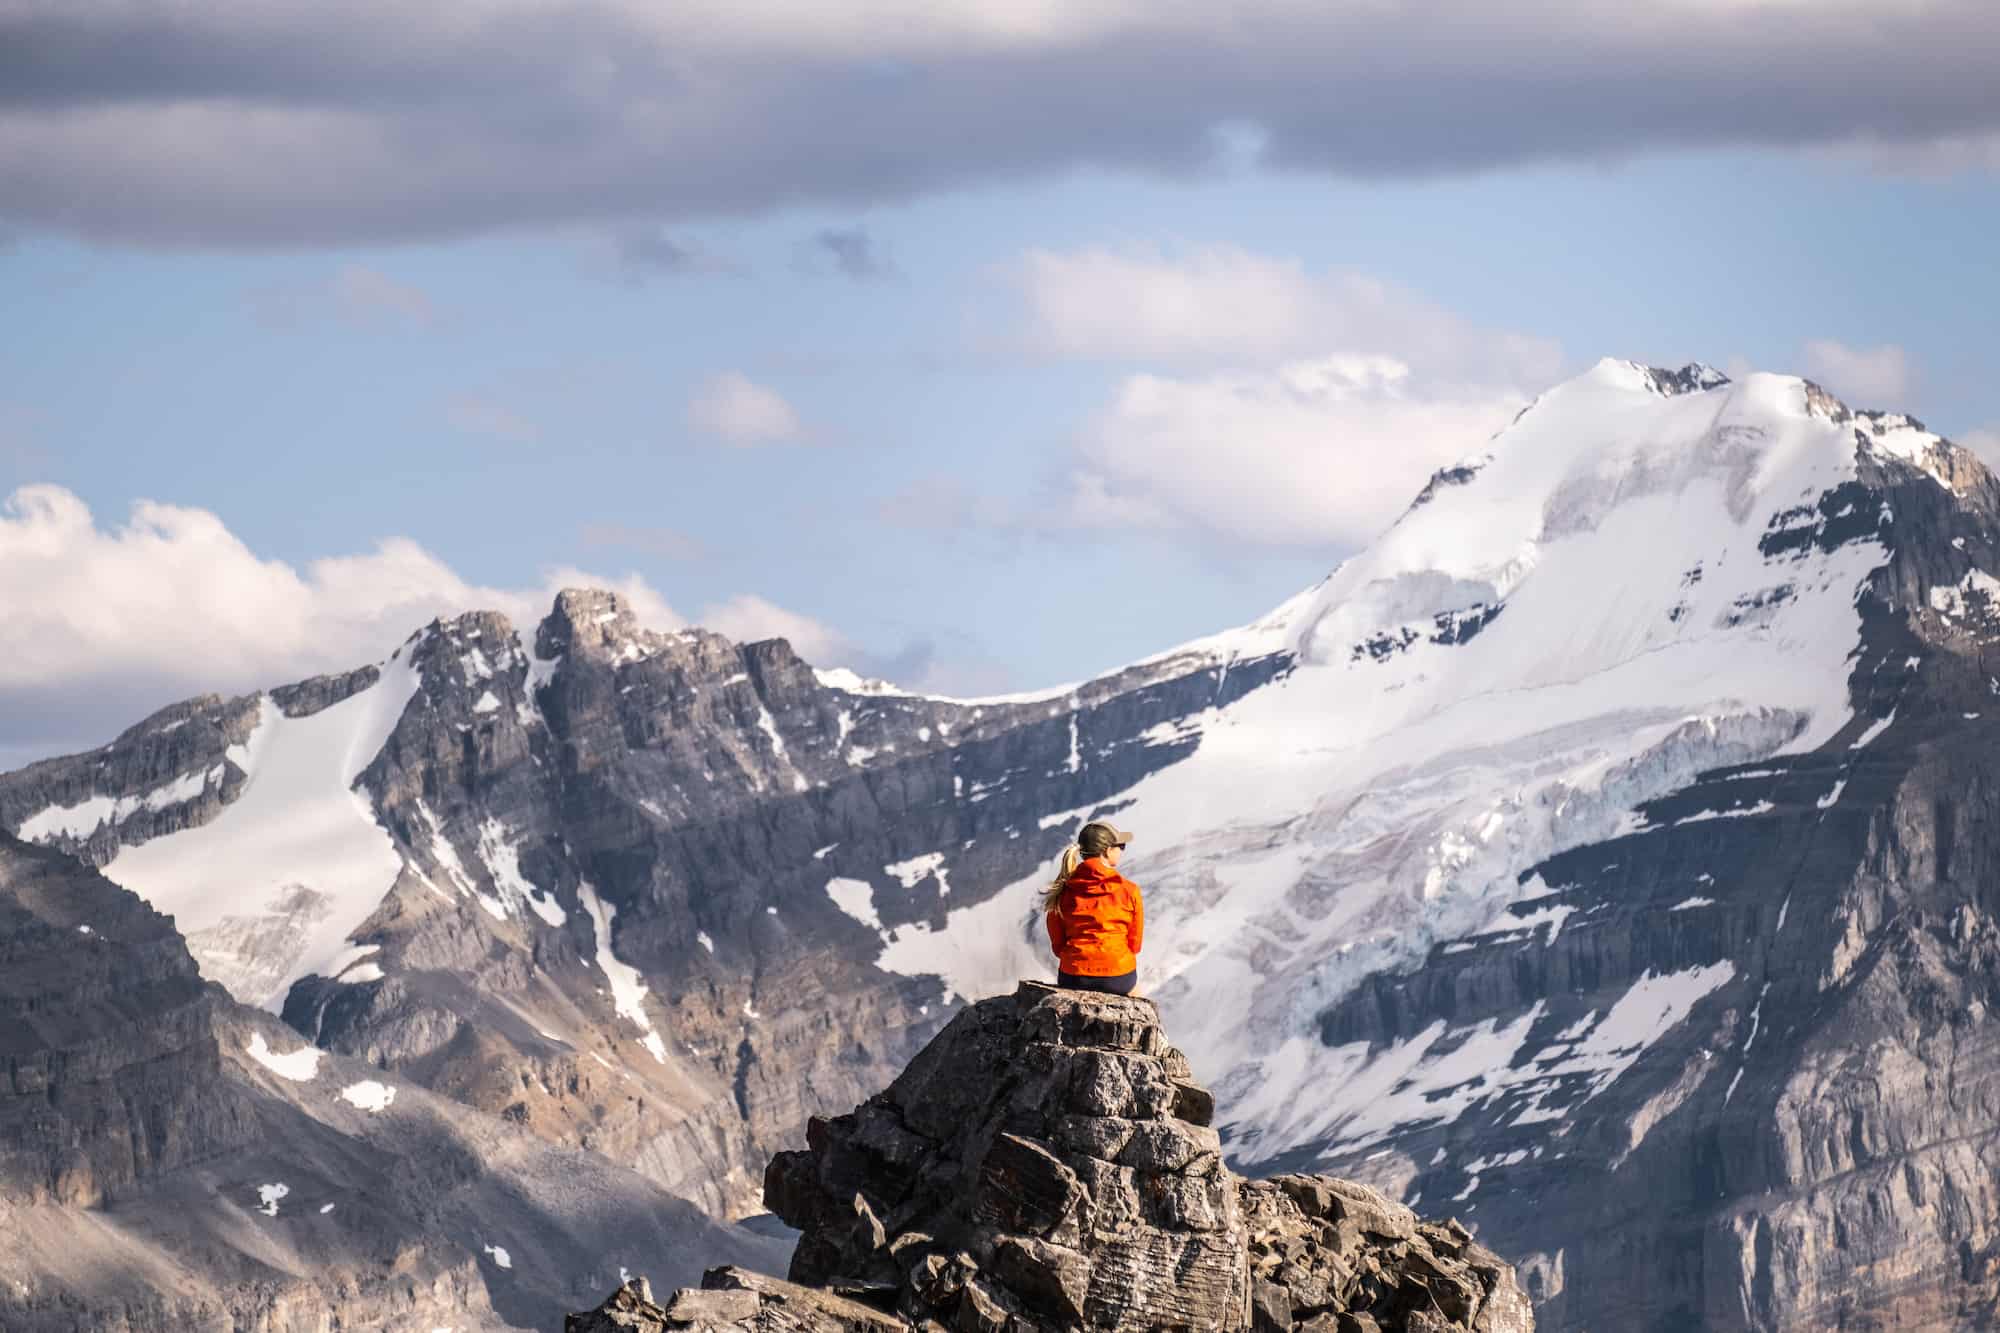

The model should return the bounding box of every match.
[4,0,2000,764]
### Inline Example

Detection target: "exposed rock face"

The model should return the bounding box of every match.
[751,983,1531,1331]
[0,586,1285,1226]
[0,832,785,1332]
[0,693,258,866]
[0,832,253,1208]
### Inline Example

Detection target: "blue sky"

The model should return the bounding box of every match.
[4,1,2000,759]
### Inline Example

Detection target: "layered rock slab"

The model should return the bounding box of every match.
[742,982,1532,1332]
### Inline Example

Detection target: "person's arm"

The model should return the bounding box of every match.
[1128,882,1144,955]
[1047,906,1067,957]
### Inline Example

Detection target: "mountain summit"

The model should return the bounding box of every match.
[8,360,2000,1327]
[571,981,1533,1331]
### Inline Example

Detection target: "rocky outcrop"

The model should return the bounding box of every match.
[572,982,1531,1332]
[0,831,254,1207]
[0,693,258,866]
[0,832,788,1333]
[1264,430,2000,1331]
[0,581,1286,1238]
[564,1271,908,1332]
[274,589,1285,1220]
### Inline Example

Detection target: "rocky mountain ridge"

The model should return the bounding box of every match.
[0,830,783,1331]
[570,983,1533,1332]
[0,579,1284,1223]
[8,360,2000,1327]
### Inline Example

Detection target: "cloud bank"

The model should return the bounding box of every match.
[1014,244,1549,550]
[0,485,853,760]
[5,1,2000,245]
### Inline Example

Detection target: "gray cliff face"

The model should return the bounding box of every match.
[0,832,253,1209]
[0,832,785,1332]
[273,590,1287,1219]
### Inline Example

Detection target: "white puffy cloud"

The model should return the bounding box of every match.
[687,372,805,445]
[1013,244,1549,550]
[0,486,850,758]
[1016,246,1564,385]
[1800,339,1912,407]
[699,594,852,664]
[1075,356,1523,549]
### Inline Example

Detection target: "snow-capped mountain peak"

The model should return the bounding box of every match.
[9,358,2000,1328]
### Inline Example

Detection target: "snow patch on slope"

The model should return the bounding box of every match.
[869,364,1894,1163]
[1929,568,2000,621]
[886,851,951,896]
[339,1080,396,1113]
[476,818,566,926]
[577,880,669,1064]
[826,877,882,930]
[1228,962,1736,1161]
[246,1032,322,1082]
[100,651,423,1010]
[19,765,223,843]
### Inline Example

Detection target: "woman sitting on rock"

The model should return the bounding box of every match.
[1042,820,1144,995]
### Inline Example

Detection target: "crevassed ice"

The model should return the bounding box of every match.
[868,365,1909,1164]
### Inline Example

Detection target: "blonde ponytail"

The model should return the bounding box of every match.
[1039,843,1084,912]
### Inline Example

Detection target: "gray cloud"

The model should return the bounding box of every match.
[5,2,1999,246]
[605,225,741,282]
[805,226,894,280]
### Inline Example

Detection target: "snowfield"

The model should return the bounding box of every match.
[90,647,424,1009]
[873,363,1914,1163]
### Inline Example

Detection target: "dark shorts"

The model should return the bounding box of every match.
[1056,969,1138,995]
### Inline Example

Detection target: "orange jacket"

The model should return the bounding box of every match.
[1046,856,1144,977]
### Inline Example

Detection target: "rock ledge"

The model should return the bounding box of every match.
[568,983,1533,1331]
